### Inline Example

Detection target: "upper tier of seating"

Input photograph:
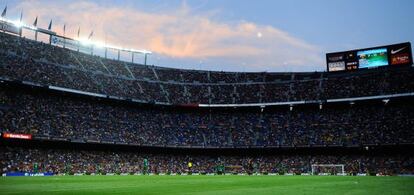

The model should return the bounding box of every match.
[0,32,413,105]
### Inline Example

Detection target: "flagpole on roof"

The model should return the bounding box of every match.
[77,26,80,52]
[33,16,38,41]
[19,11,23,37]
[33,16,38,26]
[48,19,52,30]
[104,33,107,59]
[1,5,6,18]
[77,26,80,38]
[48,19,53,44]
[63,24,66,48]
[89,30,94,55]
[88,30,93,40]
[1,6,6,33]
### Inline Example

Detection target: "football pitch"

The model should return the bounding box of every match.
[1,175,413,194]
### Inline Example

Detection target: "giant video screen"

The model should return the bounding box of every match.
[326,42,412,72]
[357,48,388,68]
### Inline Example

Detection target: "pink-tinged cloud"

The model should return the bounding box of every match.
[12,0,324,71]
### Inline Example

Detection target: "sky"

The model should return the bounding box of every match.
[1,0,413,72]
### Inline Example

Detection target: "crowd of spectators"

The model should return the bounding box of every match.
[1,32,413,105]
[1,32,413,176]
[0,87,413,147]
[1,146,413,175]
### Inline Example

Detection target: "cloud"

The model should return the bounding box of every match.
[11,0,324,71]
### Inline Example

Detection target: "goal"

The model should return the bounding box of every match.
[311,164,345,176]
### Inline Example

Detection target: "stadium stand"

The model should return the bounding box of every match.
[0,31,413,176]
[0,85,413,147]
[1,32,414,105]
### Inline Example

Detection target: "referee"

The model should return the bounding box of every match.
[188,161,193,175]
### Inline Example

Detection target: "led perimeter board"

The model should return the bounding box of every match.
[326,42,413,72]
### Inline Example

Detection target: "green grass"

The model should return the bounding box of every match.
[1,175,413,195]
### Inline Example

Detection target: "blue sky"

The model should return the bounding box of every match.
[1,0,413,72]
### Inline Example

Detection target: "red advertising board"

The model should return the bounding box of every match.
[2,133,32,140]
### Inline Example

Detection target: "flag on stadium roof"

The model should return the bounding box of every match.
[33,16,38,27]
[88,31,94,40]
[1,6,6,17]
[48,19,52,30]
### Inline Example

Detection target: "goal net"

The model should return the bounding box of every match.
[311,164,345,176]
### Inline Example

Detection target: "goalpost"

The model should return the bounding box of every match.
[311,164,345,176]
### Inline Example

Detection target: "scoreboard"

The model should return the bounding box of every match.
[326,42,413,72]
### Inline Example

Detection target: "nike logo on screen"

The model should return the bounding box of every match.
[391,47,406,55]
